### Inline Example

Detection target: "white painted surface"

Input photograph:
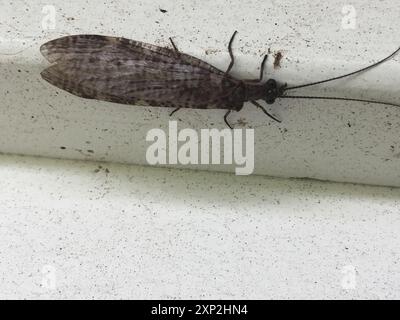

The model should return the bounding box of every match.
[1,0,400,186]
[0,154,400,299]
[1,0,400,300]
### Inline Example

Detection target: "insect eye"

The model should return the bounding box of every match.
[267,79,277,88]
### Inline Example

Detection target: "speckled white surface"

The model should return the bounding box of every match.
[0,153,400,299]
[1,0,400,186]
[1,0,400,300]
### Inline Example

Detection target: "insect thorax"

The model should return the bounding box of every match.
[243,82,269,102]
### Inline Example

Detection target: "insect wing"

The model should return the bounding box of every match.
[40,35,241,109]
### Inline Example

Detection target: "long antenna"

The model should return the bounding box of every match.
[284,46,400,91]
[279,95,400,108]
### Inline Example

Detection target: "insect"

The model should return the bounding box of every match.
[40,32,400,128]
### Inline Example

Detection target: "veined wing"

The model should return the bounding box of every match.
[40,34,227,76]
[40,35,242,109]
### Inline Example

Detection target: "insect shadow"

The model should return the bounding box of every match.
[40,32,400,128]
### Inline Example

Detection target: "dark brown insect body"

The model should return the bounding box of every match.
[40,32,400,128]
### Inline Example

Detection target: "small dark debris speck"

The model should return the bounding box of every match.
[273,51,283,69]
[159,8,167,13]
[60,146,66,150]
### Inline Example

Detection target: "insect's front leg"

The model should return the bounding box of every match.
[242,54,269,83]
[225,32,268,82]
[257,53,268,82]
[251,100,281,123]
[225,31,238,74]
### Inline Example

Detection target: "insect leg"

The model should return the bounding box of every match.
[251,100,281,123]
[258,54,268,82]
[225,31,238,74]
[242,54,269,83]
[169,107,181,116]
[169,37,179,52]
[224,110,233,129]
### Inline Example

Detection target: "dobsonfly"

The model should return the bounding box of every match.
[40,31,400,128]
